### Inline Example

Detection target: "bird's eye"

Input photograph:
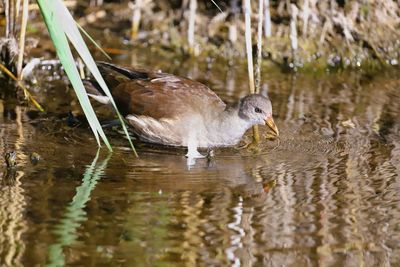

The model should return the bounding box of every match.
[255,107,262,113]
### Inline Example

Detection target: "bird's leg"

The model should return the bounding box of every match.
[206,147,215,159]
[186,156,196,168]
[185,132,206,166]
[186,146,205,167]
[206,147,216,168]
[185,145,206,159]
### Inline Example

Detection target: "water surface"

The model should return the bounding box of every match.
[1,49,400,266]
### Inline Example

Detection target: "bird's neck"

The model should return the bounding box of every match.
[207,105,252,146]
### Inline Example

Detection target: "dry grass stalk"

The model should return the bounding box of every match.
[187,0,197,55]
[289,4,298,62]
[255,0,264,93]
[5,0,16,38]
[16,0,21,22]
[264,0,271,38]
[301,0,310,37]
[244,0,254,94]
[131,0,142,40]
[228,0,239,46]
[244,0,260,143]
[17,0,29,79]
[0,62,44,112]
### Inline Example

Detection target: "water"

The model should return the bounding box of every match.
[1,48,400,266]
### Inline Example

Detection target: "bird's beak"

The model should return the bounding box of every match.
[265,116,279,136]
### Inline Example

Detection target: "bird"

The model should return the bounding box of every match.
[86,62,279,162]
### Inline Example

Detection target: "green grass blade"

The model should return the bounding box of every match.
[76,22,111,60]
[50,0,137,155]
[37,0,111,149]
[46,150,111,267]
[37,0,138,154]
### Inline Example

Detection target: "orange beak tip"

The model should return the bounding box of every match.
[265,117,279,137]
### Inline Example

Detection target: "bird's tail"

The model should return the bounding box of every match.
[96,61,148,80]
[84,61,148,104]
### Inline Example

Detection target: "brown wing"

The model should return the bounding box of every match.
[97,62,226,119]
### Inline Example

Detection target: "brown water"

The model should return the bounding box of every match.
[1,49,400,266]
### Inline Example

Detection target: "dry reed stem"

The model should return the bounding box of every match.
[187,0,197,55]
[264,0,271,38]
[16,0,21,22]
[0,63,44,112]
[301,0,310,37]
[244,0,254,94]
[5,0,14,38]
[244,0,260,143]
[131,0,142,40]
[289,4,298,62]
[17,0,29,80]
[255,0,263,93]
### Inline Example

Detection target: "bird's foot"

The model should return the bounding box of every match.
[185,150,206,159]
[206,148,215,159]
[205,148,216,168]
[186,147,206,167]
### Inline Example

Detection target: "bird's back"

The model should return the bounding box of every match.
[96,62,226,119]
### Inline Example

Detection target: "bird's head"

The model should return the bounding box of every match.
[238,94,279,136]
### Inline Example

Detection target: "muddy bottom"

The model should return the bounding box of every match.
[1,49,400,266]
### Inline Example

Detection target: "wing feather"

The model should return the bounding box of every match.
[100,63,226,120]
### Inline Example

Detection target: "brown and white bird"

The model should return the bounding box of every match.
[86,62,279,162]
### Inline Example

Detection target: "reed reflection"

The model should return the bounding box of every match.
[46,151,111,267]
[0,105,28,267]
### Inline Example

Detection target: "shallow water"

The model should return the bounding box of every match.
[1,48,400,266]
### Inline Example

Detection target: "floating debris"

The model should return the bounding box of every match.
[342,119,356,129]
[4,151,17,168]
[30,152,41,165]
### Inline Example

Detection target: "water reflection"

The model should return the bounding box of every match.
[0,169,26,267]
[0,103,28,267]
[47,151,110,266]
[0,53,400,266]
